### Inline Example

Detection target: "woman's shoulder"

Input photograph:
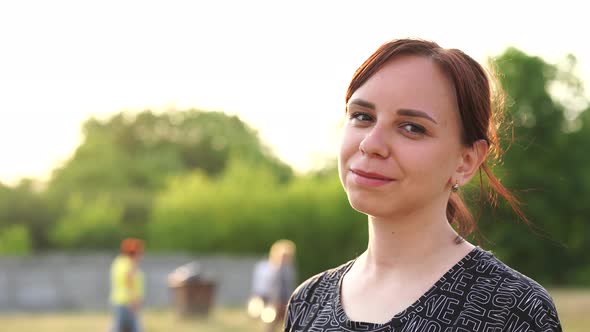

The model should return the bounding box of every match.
[466,247,561,330]
[288,260,354,305]
[470,247,553,296]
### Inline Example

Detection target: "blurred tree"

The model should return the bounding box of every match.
[0,225,32,254]
[0,179,53,251]
[50,193,124,249]
[473,48,590,285]
[44,109,292,249]
[148,158,366,279]
[48,110,291,195]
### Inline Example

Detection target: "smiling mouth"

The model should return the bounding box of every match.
[350,169,394,181]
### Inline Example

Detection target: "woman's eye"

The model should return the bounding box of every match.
[400,123,426,135]
[350,112,373,122]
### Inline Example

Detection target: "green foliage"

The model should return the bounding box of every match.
[0,225,32,255]
[149,159,278,251]
[41,109,292,251]
[473,49,590,285]
[49,110,291,193]
[0,180,53,250]
[148,159,366,278]
[50,194,125,249]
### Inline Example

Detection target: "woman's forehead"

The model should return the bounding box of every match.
[350,56,458,116]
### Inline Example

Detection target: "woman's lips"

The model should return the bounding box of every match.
[350,169,394,187]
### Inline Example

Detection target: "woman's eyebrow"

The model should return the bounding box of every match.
[397,109,438,124]
[348,98,375,110]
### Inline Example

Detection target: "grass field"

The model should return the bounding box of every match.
[0,308,264,332]
[551,288,590,331]
[0,289,587,331]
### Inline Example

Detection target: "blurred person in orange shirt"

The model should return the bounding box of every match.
[110,238,145,332]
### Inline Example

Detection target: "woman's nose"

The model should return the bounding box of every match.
[359,126,389,158]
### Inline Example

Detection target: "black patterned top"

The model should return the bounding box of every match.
[285,247,561,331]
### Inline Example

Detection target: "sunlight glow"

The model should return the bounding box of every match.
[260,306,277,323]
[247,296,265,318]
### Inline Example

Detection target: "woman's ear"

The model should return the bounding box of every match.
[455,140,488,185]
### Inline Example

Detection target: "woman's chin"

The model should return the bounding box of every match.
[348,197,388,217]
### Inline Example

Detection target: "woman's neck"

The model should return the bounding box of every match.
[341,208,475,324]
[360,207,472,274]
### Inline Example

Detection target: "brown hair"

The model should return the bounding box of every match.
[120,238,145,256]
[346,38,526,238]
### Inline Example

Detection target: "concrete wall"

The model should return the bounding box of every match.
[0,253,261,312]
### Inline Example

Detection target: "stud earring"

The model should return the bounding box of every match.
[452,182,460,192]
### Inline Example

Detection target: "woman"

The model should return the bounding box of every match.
[249,239,297,332]
[284,39,561,331]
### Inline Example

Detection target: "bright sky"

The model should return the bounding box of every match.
[1,0,588,185]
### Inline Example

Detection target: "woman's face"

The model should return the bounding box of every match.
[339,55,466,218]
